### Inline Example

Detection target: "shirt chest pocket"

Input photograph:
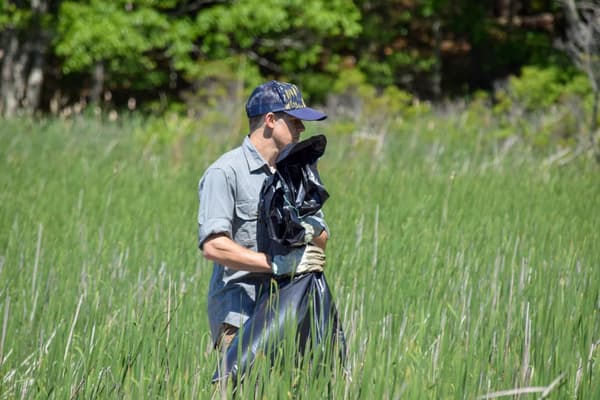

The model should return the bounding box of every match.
[233,200,258,248]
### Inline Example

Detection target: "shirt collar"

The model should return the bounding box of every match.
[242,136,270,173]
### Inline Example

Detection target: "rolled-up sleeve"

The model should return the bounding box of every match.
[198,168,235,249]
[312,210,330,238]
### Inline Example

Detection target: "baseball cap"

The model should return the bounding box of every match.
[245,80,327,121]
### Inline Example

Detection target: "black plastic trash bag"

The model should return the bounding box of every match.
[260,134,329,246]
[212,272,346,383]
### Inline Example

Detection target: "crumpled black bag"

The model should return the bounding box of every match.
[212,135,346,383]
[260,134,329,246]
[212,272,346,383]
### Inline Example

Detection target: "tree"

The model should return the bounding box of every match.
[48,0,361,112]
[0,0,58,116]
[559,0,600,159]
[55,0,178,106]
[192,0,361,102]
[0,0,571,115]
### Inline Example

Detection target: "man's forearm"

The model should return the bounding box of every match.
[202,234,272,273]
[311,230,328,250]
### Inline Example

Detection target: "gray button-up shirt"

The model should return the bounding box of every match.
[198,136,328,344]
[198,137,272,343]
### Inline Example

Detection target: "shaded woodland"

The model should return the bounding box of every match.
[0,1,595,116]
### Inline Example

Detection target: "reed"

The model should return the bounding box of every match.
[0,115,598,398]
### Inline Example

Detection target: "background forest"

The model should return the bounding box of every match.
[3,0,599,159]
[0,1,591,106]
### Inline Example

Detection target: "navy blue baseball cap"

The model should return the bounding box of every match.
[245,80,327,121]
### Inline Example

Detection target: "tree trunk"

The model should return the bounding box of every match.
[90,61,105,106]
[592,89,599,161]
[1,0,51,116]
[13,46,30,111]
[24,43,46,115]
[23,0,50,115]
[1,30,20,117]
[432,19,442,101]
[498,0,511,19]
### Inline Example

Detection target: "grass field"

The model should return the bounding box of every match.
[0,114,598,399]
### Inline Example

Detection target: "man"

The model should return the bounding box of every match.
[198,80,329,351]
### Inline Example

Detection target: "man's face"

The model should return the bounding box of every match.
[272,112,305,148]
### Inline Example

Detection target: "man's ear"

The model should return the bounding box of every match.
[265,112,277,129]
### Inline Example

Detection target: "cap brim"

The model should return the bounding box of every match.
[284,107,327,121]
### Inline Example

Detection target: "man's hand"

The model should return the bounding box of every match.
[296,216,325,246]
[271,247,304,275]
[271,244,326,276]
[295,244,326,274]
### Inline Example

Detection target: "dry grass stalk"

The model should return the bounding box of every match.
[64,294,84,362]
[477,372,565,399]
[521,302,532,388]
[1,295,10,366]
[30,224,43,323]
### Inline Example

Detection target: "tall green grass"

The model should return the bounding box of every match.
[0,114,598,399]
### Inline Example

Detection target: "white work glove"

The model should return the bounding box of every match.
[295,244,326,275]
[294,216,325,246]
[271,244,326,276]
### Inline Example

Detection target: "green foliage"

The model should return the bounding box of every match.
[195,0,361,72]
[497,66,574,111]
[134,55,264,162]
[0,1,32,29]
[491,65,594,149]
[350,0,559,96]
[0,0,584,118]
[329,69,430,136]
[136,112,195,152]
[56,1,171,82]
[135,105,247,167]
[353,0,439,91]
[180,56,262,108]
[45,0,361,109]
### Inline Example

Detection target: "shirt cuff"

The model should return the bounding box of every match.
[198,218,232,249]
